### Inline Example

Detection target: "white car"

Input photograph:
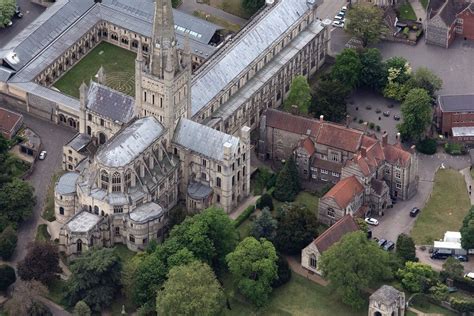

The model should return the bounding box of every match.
[332,20,344,28]
[39,150,47,160]
[342,5,348,11]
[334,14,344,20]
[365,217,379,226]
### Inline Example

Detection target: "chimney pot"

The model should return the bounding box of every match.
[382,131,388,146]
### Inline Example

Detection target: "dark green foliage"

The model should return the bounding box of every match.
[445,142,465,155]
[411,67,443,97]
[251,208,277,241]
[283,75,312,114]
[18,242,62,285]
[252,167,275,195]
[0,226,17,260]
[461,207,474,250]
[0,177,35,226]
[398,88,432,142]
[256,193,273,211]
[234,205,256,227]
[359,48,387,91]
[310,77,350,122]
[345,4,387,47]
[271,253,291,288]
[0,264,16,291]
[450,297,474,313]
[0,0,15,28]
[416,138,437,155]
[331,49,362,89]
[272,157,300,202]
[242,0,265,15]
[66,248,122,311]
[274,203,318,254]
[385,56,411,84]
[395,234,416,263]
[171,0,181,8]
[442,257,464,279]
[397,261,437,293]
[167,204,187,230]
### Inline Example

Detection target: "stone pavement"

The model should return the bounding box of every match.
[228,195,260,220]
[408,0,426,23]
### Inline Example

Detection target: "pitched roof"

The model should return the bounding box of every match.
[316,123,363,153]
[265,109,321,138]
[298,138,315,156]
[438,94,474,113]
[383,143,411,167]
[311,158,342,173]
[323,176,364,209]
[313,215,359,253]
[427,0,469,25]
[86,82,135,124]
[370,285,403,303]
[0,107,22,135]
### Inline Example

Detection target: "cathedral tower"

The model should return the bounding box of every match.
[134,0,192,142]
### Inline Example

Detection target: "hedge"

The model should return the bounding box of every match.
[416,138,437,155]
[450,297,474,312]
[234,205,256,228]
[445,142,465,155]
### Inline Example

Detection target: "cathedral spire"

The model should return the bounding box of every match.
[151,0,178,77]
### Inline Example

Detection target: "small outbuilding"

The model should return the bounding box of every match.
[368,285,405,316]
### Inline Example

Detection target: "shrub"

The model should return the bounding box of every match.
[358,119,364,124]
[376,125,381,132]
[0,226,17,260]
[234,205,255,228]
[450,297,474,312]
[256,193,274,211]
[416,138,437,155]
[445,142,465,155]
[0,264,16,292]
[271,253,291,288]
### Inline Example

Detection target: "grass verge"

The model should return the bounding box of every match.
[36,224,51,242]
[411,169,470,244]
[398,2,418,21]
[43,170,66,222]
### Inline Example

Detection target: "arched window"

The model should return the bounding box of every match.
[309,254,317,269]
[77,239,82,253]
[129,234,135,243]
[216,177,221,188]
[125,170,132,188]
[59,207,64,215]
[94,206,99,215]
[87,126,91,136]
[112,172,121,192]
[99,133,106,145]
[101,170,109,190]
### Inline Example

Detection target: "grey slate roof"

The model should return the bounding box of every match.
[370,285,403,303]
[0,66,15,82]
[129,202,164,223]
[173,118,240,162]
[56,172,80,195]
[190,0,317,116]
[86,82,134,124]
[96,117,164,167]
[438,94,474,112]
[66,133,92,152]
[187,181,213,199]
[66,211,102,233]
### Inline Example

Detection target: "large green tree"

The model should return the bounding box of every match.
[0,0,15,28]
[310,77,350,122]
[0,177,35,226]
[66,248,122,311]
[274,203,318,255]
[346,4,387,47]
[272,157,300,202]
[251,208,278,241]
[461,206,474,250]
[283,75,312,114]
[359,48,387,91]
[411,67,443,97]
[156,261,225,316]
[442,257,464,279]
[398,88,432,141]
[397,261,437,293]
[18,242,62,285]
[0,264,15,292]
[226,237,278,307]
[331,49,362,89]
[319,231,392,309]
[395,234,416,263]
[0,226,17,260]
[73,301,91,316]
[4,280,48,316]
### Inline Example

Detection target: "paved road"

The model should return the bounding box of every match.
[8,112,75,264]
[0,0,45,48]
[178,0,247,26]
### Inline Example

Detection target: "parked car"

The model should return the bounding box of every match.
[455,255,469,262]
[383,111,390,117]
[15,6,23,18]
[464,272,474,280]
[334,14,344,21]
[393,114,400,121]
[431,250,451,260]
[383,241,395,251]
[378,239,387,247]
[365,217,379,226]
[410,207,420,217]
[6,20,12,27]
[375,108,381,113]
[39,150,47,160]
[332,20,344,28]
[341,5,347,11]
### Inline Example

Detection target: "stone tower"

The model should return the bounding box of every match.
[134,0,191,143]
[368,285,405,316]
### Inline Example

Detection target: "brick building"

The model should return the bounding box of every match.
[436,94,474,141]
[0,107,23,140]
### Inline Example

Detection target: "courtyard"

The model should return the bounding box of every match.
[53,42,136,98]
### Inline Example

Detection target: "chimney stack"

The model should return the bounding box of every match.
[346,115,351,128]
[382,131,388,146]
[319,115,324,123]
[396,132,401,143]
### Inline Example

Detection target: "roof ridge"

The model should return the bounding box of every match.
[313,215,356,244]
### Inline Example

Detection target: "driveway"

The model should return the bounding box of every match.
[0,0,45,48]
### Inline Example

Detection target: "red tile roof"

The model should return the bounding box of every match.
[298,137,315,156]
[383,143,411,167]
[0,107,23,138]
[323,175,364,209]
[316,123,363,153]
[265,109,320,138]
[313,215,359,253]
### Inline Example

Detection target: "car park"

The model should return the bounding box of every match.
[39,150,47,160]
[365,217,379,226]
[455,255,469,262]
[332,20,344,28]
[378,239,387,247]
[341,6,347,12]
[410,207,420,217]
[383,241,395,251]
[383,111,390,117]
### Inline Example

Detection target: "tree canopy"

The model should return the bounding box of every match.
[242,0,265,16]
[461,206,474,250]
[442,257,464,279]
[73,301,91,316]
[251,208,278,241]
[0,177,35,226]
[397,261,437,293]
[345,4,387,47]
[272,157,300,202]
[156,261,225,316]
[18,242,62,285]
[331,49,362,89]
[320,231,392,309]
[358,48,387,91]
[0,226,17,260]
[274,203,318,255]
[411,67,442,97]
[395,234,416,263]
[310,76,350,123]
[0,264,15,292]
[226,237,278,307]
[4,280,48,316]
[398,88,432,141]
[0,0,15,28]
[283,75,312,114]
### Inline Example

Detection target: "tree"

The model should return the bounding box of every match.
[356,218,368,233]
[4,280,48,316]
[310,77,350,122]
[411,67,443,97]
[442,257,464,279]
[66,248,122,311]
[398,88,432,141]
[0,264,15,292]
[345,4,387,47]
[272,157,300,202]
[359,48,387,91]
[0,226,17,260]
[274,203,318,255]
[397,261,437,293]
[156,261,225,315]
[396,234,416,263]
[0,177,35,225]
[0,0,15,28]
[385,56,412,84]
[226,237,278,307]
[242,0,265,15]
[251,208,278,241]
[256,193,273,211]
[18,242,62,285]
[319,231,392,309]
[73,301,91,316]
[271,253,291,288]
[461,207,474,250]
[167,205,187,230]
[283,75,312,114]
[331,49,362,89]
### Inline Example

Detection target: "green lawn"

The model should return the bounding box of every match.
[411,169,470,244]
[295,192,319,213]
[223,273,367,316]
[398,2,417,21]
[420,0,429,9]
[47,278,68,308]
[54,42,136,98]
[36,224,51,242]
[43,170,66,222]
